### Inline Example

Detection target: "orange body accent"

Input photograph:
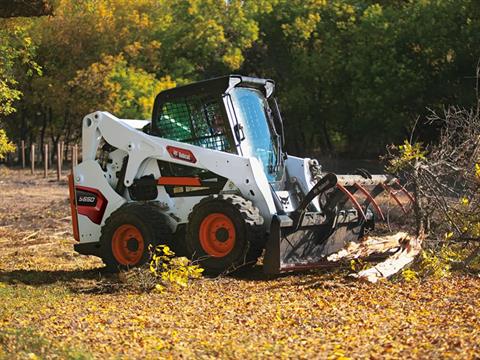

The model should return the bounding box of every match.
[111,224,145,265]
[199,213,236,257]
[68,173,80,241]
[157,176,202,187]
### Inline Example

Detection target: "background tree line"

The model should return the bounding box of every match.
[1,0,479,161]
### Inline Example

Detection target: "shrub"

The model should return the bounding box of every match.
[386,98,480,272]
[0,129,15,160]
[149,245,203,292]
[116,245,203,293]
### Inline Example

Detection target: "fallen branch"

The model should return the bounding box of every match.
[327,232,423,283]
[327,232,409,262]
[352,234,423,283]
[21,230,40,241]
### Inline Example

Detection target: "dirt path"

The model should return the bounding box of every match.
[0,167,479,359]
[0,167,103,273]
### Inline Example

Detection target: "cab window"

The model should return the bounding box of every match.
[153,95,233,152]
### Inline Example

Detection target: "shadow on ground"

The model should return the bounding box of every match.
[0,268,107,286]
[229,263,359,290]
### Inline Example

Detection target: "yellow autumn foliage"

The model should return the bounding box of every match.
[387,140,427,173]
[149,244,203,291]
[1,170,480,359]
[0,129,16,160]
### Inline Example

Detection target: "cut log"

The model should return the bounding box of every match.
[327,232,410,262]
[327,232,423,283]
[355,234,422,283]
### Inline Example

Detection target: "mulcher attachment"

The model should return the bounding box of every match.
[263,172,414,274]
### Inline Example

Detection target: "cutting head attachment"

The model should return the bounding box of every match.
[263,172,414,274]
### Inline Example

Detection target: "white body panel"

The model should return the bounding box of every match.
[74,160,126,243]
[285,155,320,211]
[74,111,287,245]
[118,119,150,129]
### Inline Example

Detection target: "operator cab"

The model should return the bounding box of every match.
[150,75,285,185]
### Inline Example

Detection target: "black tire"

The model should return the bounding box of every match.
[185,194,265,275]
[100,202,172,272]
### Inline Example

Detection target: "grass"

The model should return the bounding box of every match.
[0,326,92,360]
[0,283,91,359]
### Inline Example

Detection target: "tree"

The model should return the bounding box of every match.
[7,0,264,155]
[0,0,51,160]
[0,19,40,159]
[387,97,480,270]
[69,54,175,121]
[246,0,480,157]
[0,21,40,117]
[5,0,480,159]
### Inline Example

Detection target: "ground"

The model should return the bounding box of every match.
[0,166,479,359]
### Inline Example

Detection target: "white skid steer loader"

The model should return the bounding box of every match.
[69,75,413,275]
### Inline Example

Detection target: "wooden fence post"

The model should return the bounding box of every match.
[56,142,61,181]
[30,144,35,175]
[60,141,64,169]
[21,140,25,168]
[72,144,78,171]
[44,144,48,178]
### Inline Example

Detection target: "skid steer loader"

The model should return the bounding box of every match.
[69,75,413,274]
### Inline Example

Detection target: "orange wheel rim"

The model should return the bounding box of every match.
[111,224,144,265]
[199,213,236,257]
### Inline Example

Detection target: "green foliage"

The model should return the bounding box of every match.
[387,103,480,269]
[5,0,264,146]
[0,21,40,117]
[149,245,203,292]
[456,185,480,240]
[70,54,175,120]
[349,258,372,272]
[401,245,469,281]
[115,245,203,293]
[3,0,480,158]
[249,0,480,155]
[0,129,16,160]
[387,140,427,173]
[155,0,262,77]
[418,248,452,278]
[415,244,471,279]
[0,327,92,360]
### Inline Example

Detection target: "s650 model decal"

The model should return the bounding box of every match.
[167,146,197,163]
[76,190,98,206]
[74,186,108,224]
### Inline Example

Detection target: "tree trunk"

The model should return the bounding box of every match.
[0,0,53,18]
[412,161,425,237]
[39,107,49,165]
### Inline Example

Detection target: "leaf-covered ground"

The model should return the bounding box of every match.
[0,167,479,359]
